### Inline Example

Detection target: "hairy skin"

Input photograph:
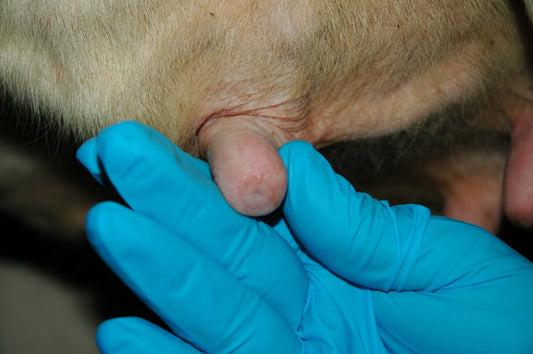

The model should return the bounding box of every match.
[1,1,532,227]
[1,1,523,139]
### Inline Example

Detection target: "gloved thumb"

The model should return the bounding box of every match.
[279,141,431,291]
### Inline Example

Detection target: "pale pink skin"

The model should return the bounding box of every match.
[199,117,288,216]
[504,95,533,229]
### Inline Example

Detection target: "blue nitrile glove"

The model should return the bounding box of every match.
[77,122,533,353]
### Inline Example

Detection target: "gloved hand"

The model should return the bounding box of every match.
[77,121,533,353]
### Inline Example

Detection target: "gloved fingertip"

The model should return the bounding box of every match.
[96,121,148,165]
[85,201,128,250]
[278,140,334,184]
[76,137,106,184]
[97,121,147,143]
[96,317,200,354]
[96,318,132,353]
[76,136,97,165]
[95,121,182,183]
[278,140,341,217]
[96,317,152,354]
[97,120,171,158]
[278,140,316,163]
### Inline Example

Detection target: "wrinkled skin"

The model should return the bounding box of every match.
[1,0,533,232]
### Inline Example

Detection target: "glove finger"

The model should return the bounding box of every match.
[77,137,106,185]
[280,141,533,293]
[96,317,200,354]
[78,121,308,329]
[87,202,302,354]
[279,141,433,291]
